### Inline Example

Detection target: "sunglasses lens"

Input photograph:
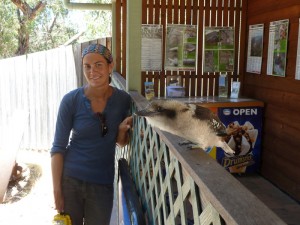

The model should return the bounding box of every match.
[102,124,108,137]
[98,113,108,137]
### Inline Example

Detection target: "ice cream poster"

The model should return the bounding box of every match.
[207,106,263,173]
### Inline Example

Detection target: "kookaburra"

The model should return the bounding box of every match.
[135,99,235,155]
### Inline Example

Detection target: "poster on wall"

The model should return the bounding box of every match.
[267,19,289,77]
[246,24,264,74]
[204,27,235,72]
[165,24,197,71]
[296,18,300,80]
[141,24,163,71]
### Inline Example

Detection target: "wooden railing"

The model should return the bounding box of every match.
[111,73,286,225]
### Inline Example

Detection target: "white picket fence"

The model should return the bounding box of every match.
[0,46,78,151]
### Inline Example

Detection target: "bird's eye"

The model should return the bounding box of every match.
[157,106,163,112]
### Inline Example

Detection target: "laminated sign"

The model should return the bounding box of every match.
[207,106,263,174]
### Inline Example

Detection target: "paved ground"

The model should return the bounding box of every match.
[0,150,56,225]
[0,149,118,225]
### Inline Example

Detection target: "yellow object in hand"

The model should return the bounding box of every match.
[53,213,72,225]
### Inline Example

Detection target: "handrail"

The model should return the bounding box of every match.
[111,73,286,225]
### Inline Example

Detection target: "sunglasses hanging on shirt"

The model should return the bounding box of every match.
[97,112,108,137]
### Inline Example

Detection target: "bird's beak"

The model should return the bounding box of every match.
[135,109,159,117]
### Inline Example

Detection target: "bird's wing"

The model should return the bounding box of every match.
[193,105,227,136]
[210,114,227,136]
[192,105,212,120]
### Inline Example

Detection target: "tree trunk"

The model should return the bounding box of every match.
[11,0,46,55]
[15,10,29,55]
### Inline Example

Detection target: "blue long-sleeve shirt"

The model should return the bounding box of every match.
[51,86,131,184]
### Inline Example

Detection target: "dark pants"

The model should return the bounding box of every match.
[62,176,114,225]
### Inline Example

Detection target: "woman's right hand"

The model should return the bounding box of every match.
[53,188,64,213]
[51,153,65,213]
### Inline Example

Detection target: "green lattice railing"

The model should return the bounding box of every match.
[112,73,285,225]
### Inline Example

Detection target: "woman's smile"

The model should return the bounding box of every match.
[89,76,101,80]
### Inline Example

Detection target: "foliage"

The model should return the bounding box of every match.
[0,0,112,59]
[77,10,112,43]
[29,0,77,53]
[0,1,19,58]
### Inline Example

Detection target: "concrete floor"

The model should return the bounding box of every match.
[236,173,300,225]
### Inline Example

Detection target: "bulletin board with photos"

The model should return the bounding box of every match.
[246,24,264,74]
[141,24,163,72]
[266,19,289,77]
[246,18,300,81]
[204,27,235,73]
[246,19,291,77]
[164,24,197,71]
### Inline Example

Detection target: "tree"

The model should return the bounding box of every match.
[28,0,78,53]
[77,9,112,43]
[0,2,19,58]
[0,0,112,59]
[11,0,46,55]
[0,0,78,58]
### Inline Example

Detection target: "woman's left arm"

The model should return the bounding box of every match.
[116,116,133,147]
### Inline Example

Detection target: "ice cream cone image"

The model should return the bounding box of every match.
[224,121,258,173]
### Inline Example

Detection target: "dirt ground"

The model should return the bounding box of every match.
[0,149,56,225]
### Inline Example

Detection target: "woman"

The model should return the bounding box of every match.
[51,44,132,225]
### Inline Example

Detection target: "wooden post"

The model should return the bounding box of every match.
[126,0,142,93]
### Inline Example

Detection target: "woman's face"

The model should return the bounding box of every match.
[82,53,113,88]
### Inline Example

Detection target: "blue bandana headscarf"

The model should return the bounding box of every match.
[81,44,113,63]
